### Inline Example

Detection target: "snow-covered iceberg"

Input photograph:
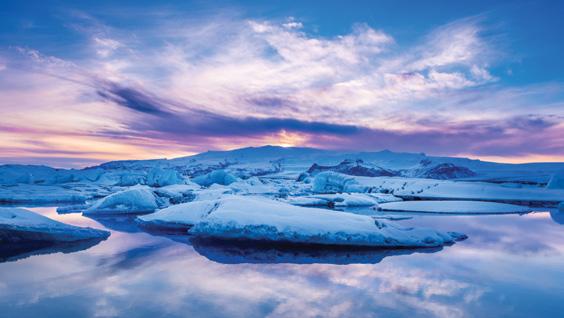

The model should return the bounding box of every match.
[0,207,109,243]
[84,187,160,215]
[378,200,531,214]
[186,196,466,248]
[136,199,221,232]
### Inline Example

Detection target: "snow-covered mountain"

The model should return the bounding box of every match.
[2,145,563,187]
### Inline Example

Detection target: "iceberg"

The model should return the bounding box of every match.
[378,200,531,214]
[0,207,109,243]
[559,202,564,212]
[547,171,564,189]
[187,196,466,248]
[84,186,160,215]
[192,169,239,187]
[153,184,200,204]
[146,167,185,187]
[312,171,366,193]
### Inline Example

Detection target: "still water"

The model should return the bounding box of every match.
[1,207,564,318]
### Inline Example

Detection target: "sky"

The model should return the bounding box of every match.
[0,0,563,168]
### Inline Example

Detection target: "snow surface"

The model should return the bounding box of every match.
[137,199,221,231]
[85,186,160,215]
[187,196,466,247]
[378,200,531,214]
[0,207,109,242]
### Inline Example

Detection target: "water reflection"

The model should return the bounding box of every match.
[84,215,143,233]
[0,238,106,264]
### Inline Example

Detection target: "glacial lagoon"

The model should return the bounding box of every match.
[1,207,564,318]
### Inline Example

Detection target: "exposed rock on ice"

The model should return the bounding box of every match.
[414,163,476,180]
[306,159,398,177]
[192,169,238,187]
[0,207,110,243]
[186,196,467,247]
[378,200,531,214]
[84,186,160,215]
[546,171,564,189]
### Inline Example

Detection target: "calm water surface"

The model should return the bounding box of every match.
[1,207,564,318]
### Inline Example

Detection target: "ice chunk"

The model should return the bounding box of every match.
[188,196,466,248]
[146,167,184,187]
[547,171,564,189]
[378,200,531,214]
[312,171,366,193]
[85,186,160,214]
[287,193,401,208]
[0,207,109,243]
[192,169,238,187]
[154,183,200,204]
[559,202,564,212]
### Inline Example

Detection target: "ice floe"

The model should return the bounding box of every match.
[0,207,109,243]
[85,186,161,215]
[286,193,400,208]
[378,200,531,214]
[185,196,466,247]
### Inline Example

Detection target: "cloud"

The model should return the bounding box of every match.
[0,11,563,166]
